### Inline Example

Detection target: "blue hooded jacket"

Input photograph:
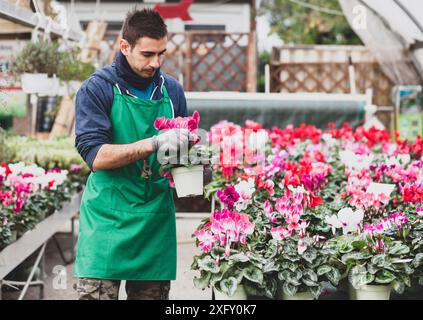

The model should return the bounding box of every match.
[75,56,187,171]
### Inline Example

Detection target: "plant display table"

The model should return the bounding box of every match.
[0,192,82,300]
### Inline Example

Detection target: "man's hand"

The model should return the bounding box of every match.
[151,128,189,154]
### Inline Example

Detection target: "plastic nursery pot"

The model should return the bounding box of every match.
[214,285,248,300]
[351,284,392,300]
[171,165,204,198]
[20,73,48,94]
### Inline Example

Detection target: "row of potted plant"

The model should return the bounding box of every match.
[192,120,423,300]
[0,161,84,249]
[0,131,88,249]
[10,40,95,96]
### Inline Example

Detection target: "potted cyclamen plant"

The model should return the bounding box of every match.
[154,111,210,197]
[325,208,415,300]
[191,185,261,299]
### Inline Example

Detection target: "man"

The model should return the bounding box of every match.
[74,8,208,300]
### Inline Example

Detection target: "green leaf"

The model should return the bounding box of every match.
[286,272,302,286]
[246,252,267,265]
[375,270,396,284]
[263,260,279,273]
[198,256,220,274]
[278,270,290,281]
[341,252,371,265]
[264,278,278,299]
[349,265,367,289]
[286,262,298,273]
[317,265,331,276]
[388,243,410,256]
[282,282,298,297]
[303,249,317,264]
[243,265,264,285]
[412,253,423,268]
[193,273,211,290]
[351,240,367,250]
[371,254,387,267]
[302,269,318,286]
[229,253,250,263]
[364,273,375,285]
[367,263,380,275]
[219,277,238,297]
[339,242,354,254]
[326,268,341,285]
[310,285,322,299]
[392,280,405,294]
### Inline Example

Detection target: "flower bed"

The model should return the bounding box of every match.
[193,121,423,299]
[0,162,84,249]
[0,132,87,250]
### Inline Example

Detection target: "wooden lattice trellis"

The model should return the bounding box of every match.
[162,31,256,92]
[270,46,395,107]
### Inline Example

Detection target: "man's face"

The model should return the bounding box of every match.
[120,36,167,78]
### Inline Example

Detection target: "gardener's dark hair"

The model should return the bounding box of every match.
[122,7,168,48]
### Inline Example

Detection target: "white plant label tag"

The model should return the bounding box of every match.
[366,183,395,197]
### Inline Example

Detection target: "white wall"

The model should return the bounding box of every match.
[63,2,250,33]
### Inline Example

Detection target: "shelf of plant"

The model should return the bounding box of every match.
[0,0,82,42]
[0,191,82,280]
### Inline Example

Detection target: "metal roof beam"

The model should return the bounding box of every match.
[0,0,81,41]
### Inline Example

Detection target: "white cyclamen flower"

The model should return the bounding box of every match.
[325,208,364,235]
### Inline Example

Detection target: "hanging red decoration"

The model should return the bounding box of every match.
[154,0,193,21]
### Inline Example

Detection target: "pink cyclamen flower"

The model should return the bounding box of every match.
[70,164,82,172]
[286,214,301,231]
[263,200,278,223]
[297,240,307,255]
[194,229,218,253]
[270,226,292,240]
[163,171,175,187]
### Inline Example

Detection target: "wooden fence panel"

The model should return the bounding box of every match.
[270,46,394,107]
[163,32,254,92]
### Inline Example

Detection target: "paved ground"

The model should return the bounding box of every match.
[1,215,213,300]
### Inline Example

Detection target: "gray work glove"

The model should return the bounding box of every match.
[151,128,189,155]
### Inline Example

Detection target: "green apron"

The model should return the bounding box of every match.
[74,83,177,280]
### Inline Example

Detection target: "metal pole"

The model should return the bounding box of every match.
[265,64,270,93]
[18,242,46,300]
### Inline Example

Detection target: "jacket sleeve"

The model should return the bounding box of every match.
[74,77,114,171]
[164,75,188,118]
[175,82,188,117]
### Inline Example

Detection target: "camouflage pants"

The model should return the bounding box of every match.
[74,278,170,300]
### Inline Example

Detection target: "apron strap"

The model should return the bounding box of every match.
[115,80,175,119]
[115,83,122,95]
[160,81,174,119]
[115,83,136,98]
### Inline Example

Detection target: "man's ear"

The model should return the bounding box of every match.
[120,39,131,56]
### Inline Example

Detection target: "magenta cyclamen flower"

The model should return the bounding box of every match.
[154,111,200,131]
[208,209,255,256]
[194,229,218,253]
[217,185,240,210]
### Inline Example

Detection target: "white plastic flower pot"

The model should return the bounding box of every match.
[38,76,60,96]
[20,73,48,94]
[214,285,248,300]
[171,165,203,198]
[281,291,314,300]
[352,284,391,300]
